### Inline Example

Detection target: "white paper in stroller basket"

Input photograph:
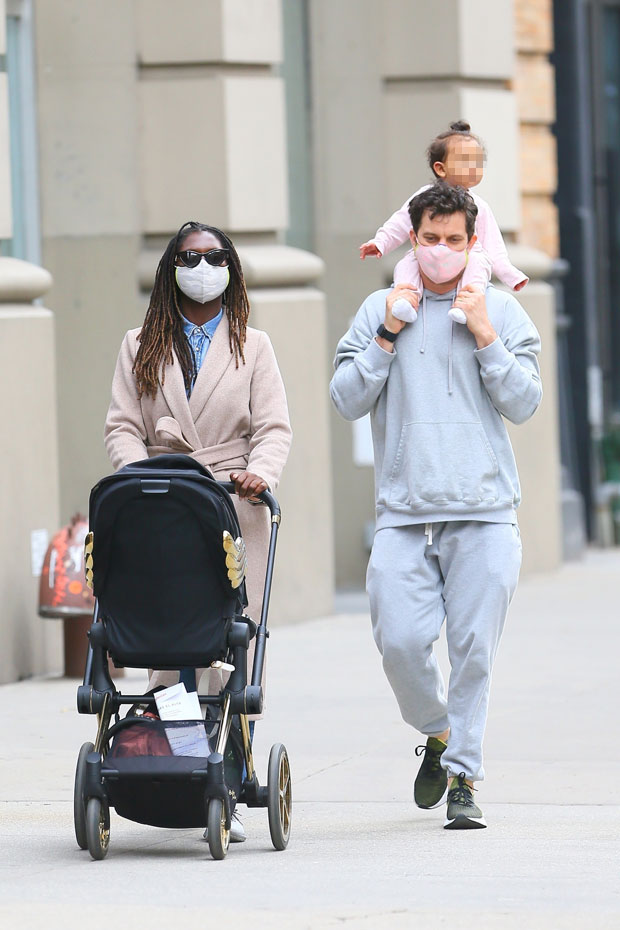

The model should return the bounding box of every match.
[154,683,209,757]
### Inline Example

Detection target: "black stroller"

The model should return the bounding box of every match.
[73,454,291,860]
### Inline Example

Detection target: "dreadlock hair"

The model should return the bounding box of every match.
[133,221,250,399]
[427,120,486,177]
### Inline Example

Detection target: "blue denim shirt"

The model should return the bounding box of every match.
[181,309,223,395]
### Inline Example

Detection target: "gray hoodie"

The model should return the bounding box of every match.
[330,284,542,528]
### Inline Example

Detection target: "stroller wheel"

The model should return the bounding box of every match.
[73,741,94,850]
[206,798,230,860]
[85,797,110,860]
[267,743,292,850]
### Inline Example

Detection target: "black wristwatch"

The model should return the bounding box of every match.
[376,323,399,343]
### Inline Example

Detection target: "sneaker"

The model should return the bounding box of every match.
[203,810,246,843]
[413,737,448,809]
[444,772,487,830]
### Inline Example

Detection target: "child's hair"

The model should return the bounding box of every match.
[427,121,486,177]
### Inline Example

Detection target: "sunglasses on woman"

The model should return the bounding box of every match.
[175,248,230,268]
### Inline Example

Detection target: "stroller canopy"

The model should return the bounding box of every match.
[88,455,247,669]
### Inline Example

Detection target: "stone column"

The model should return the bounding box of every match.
[242,249,334,625]
[382,0,521,233]
[502,246,562,573]
[310,0,561,582]
[136,0,288,238]
[0,258,62,682]
[135,0,336,623]
[33,0,334,622]
[309,0,389,589]
[33,0,141,517]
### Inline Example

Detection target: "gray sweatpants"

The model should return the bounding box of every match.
[366,521,522,782]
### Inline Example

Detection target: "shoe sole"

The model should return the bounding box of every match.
[415,786,448,810]
[443,814,487,830]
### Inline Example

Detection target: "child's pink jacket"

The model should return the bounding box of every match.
[372,185,528,290]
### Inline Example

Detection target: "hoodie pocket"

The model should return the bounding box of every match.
[388,421,499,506]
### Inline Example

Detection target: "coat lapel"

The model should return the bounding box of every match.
[158,347,202,451]
[188,313,235,423]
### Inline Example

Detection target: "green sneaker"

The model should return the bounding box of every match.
[444,772,487,830]
[413,737,448,809]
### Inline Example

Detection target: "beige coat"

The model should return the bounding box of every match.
[104,316,292,696]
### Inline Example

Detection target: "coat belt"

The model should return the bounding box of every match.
[148,429,250,473]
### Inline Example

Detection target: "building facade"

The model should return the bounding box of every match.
[0,0,334,682]
[1,0,579,680]
[298,0,562,585]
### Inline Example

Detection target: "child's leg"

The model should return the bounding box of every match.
[448,245,493,323]
[394,251,422,290]
[392,251,421,323]
[460,244,492,294]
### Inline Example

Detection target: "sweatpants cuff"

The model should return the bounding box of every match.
[445,768,483,783]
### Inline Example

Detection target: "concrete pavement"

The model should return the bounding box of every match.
[1,548,619,929]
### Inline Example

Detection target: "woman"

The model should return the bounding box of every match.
[104,221,292,838]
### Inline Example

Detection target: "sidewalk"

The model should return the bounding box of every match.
[1,549,619,929]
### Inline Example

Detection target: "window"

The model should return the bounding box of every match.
[0,0,40,264]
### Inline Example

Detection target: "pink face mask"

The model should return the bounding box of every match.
[414,242,468,284]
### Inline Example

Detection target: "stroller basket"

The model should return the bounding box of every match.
[102,714,244,828]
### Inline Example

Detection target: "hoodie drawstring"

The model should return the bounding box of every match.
[419,288,456,393]
[448,320,454,395]
[424,522,433,546]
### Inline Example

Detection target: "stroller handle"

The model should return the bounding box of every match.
[218,481,280,690]
[218,482,281,521]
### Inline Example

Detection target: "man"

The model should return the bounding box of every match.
[330,183,542,829]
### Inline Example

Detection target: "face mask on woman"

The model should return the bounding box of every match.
[414,241,468,283]
[175,263,230,304]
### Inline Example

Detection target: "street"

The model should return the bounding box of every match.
[1,549,619,929]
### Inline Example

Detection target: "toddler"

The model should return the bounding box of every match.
[360,120,528,324]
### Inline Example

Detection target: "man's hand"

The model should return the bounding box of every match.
[360,241,382,259]
[386,285,418,329]
[452,285,497,348]
[230,471,268,501]
[376,285,418,352]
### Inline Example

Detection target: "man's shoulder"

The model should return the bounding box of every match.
[484,284,538,337]
[334,289,391,351]
[355,287,391,326]
[484,283,522,312]
[365,287,392,303]
[362,287,391,309]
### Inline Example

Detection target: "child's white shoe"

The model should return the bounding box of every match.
[448,307,467,325]
[392,297,418,323]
